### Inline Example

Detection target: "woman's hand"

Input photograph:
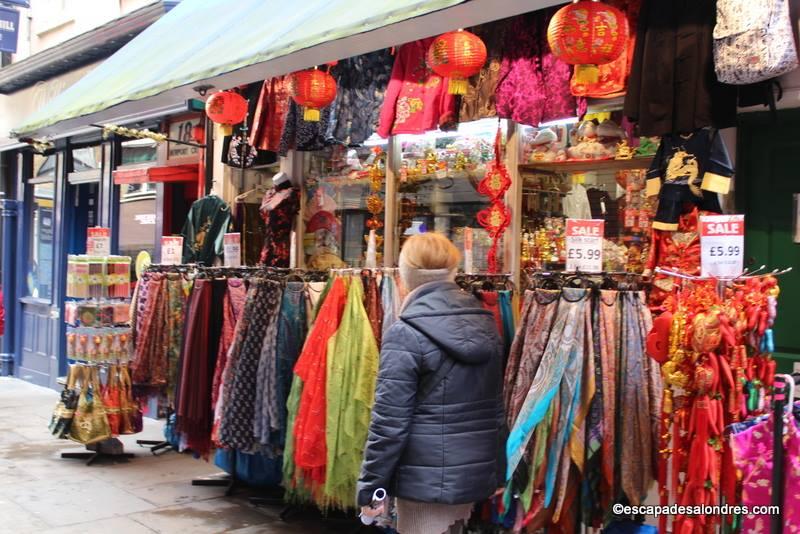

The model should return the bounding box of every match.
[360,501,385,520]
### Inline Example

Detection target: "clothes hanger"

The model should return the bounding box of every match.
[234,183,268,202]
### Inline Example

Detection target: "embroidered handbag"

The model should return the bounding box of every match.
[101,364,122,435]
[49,364,82,439]
[714,0,799,84]
[118,364,143,434]
[69,366,112,445]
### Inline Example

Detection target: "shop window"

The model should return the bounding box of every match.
[72,146,102,172]
[518,122,657,274]
[303,140,388,269]
[396,119,507,272]
[27,180,55,300]
[118,183,157,278]
[121,139,158,166]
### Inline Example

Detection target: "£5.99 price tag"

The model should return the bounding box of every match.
[160,236,183,265]
[700,214,744,277]
[566,219,604,273]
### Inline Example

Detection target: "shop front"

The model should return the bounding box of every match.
[8,0,800,531]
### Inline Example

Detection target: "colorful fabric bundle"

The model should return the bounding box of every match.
[503,286,662,530]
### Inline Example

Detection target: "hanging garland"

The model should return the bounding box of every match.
[476,125,512,273]
[101,124,167,143]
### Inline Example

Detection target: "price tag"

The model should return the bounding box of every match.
[566,219,604,273]
[223,233,241,267]
[86,227,111,256]
[700,214,744,277]
[160,236,183,265]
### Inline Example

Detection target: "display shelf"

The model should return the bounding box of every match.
[519,156,654,174]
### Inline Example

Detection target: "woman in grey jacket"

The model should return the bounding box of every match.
[357,232,505,534]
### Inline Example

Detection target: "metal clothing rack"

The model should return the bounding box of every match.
[771,374,797,534]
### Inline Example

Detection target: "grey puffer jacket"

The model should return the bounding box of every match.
[357,281,505,507]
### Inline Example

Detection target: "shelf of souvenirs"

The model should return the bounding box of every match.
[519,155,654,174]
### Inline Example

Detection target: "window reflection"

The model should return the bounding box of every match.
[28,181,55,300]
[396,119,507,272]
[303,142,388,269]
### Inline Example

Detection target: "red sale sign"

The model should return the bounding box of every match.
[566,219,604,273]
[700,215,744,277]
[160,236,183,265]
[86,227,111,256]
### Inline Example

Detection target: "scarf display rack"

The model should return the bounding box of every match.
[499,268,659,531]
[129,264,517,523]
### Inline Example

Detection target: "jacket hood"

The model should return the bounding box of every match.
[400,281,499,365]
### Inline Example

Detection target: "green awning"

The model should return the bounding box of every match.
[11,0,470,136]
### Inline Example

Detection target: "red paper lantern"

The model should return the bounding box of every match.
[547,0,628,84]
[205,91,248,135]
[289,69,337,122]
[426,30,487,95]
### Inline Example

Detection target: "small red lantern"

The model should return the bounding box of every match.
[191,123,205,144]
[205,91,248,135]
[547,0,628,84]
[426,29,487,95]
[289,68,337,122]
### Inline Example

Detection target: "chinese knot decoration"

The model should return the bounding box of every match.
[289,68,337,122]
[205,91,248,135]
[365,147,386,232]
[476,126,512,273]
[426,29,487,95]
[547,0,628,84]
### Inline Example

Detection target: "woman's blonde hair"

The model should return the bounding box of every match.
[399,232,461,271]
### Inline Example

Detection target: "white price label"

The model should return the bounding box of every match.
[223,233,241,267]
[700,215,744,277]
[566,219,604,273]
[160,236,183,265]
[86,227,111,256]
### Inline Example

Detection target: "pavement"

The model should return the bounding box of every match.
[0,377,368,534]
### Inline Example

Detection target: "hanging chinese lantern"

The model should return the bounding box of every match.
[426,29,487,95]
[289,68,337,122]
[547,0,628,84]
[205,91,248,135]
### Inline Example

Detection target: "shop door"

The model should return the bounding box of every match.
[738,110,800,372]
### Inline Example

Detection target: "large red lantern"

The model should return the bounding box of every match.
[426,29,487,95]
[289,68,337,122]
[547,0,628,84]
[205,91,248,135]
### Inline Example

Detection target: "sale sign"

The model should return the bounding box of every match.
[86,227,111,256]
[700,214,744,277]
[223,233,241,267]
[566,219,604,273]
[160,236,183,265]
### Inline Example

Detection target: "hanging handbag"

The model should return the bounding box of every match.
[49,364,83,439]
[714,0,799,84]
[101,364,122,435]
[119,364,143,434]
[69,366,112,445]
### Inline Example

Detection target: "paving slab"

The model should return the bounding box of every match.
[3,475,156,526]
[38,515,157,534]
[132,499,276,533]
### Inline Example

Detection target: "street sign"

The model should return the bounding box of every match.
[0,6,20,53]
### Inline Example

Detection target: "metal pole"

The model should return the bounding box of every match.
[0,193,18,376]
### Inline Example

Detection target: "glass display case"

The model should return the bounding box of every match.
[302,139,388,269]
[395,119,507,272]
[517,120,658,274]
